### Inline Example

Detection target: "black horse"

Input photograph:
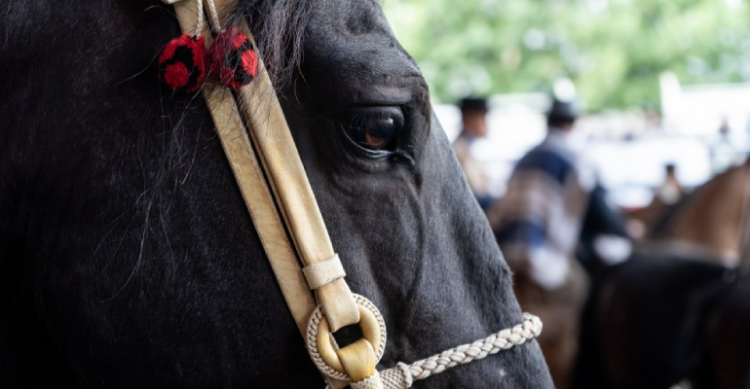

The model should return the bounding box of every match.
[572,254,730,389]
[573,257,750,389]
[0,1,553,388]
[572,161,750,389]
[701,272,750,389]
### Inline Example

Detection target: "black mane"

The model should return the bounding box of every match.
[236,0,314,88]
[0,2,553,388]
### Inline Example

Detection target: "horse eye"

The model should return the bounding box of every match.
[342,111,401,151]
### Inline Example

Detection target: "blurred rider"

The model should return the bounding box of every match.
[710,117,739,175]
[453,97,494,210]
[488,98,630,389]
[655,163,683,205]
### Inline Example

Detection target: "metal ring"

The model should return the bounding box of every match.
[306,294,387,381]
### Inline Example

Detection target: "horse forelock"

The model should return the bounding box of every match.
[232,0,314,88]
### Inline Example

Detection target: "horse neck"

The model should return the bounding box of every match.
[667,165,750,266]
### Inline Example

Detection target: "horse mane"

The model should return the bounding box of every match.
[234,0,314,87]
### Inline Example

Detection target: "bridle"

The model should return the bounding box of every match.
[164,0,543,387]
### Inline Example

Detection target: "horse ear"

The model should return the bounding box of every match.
[158,34,209,93]
[209,27,258,89]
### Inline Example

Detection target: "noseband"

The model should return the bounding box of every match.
[164,0,542,387]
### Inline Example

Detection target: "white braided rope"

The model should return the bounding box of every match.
[405,313,542,381]
[350,371,384,389]
[204,0,221,31]
[379,363,413,389]
[323,313,542,389]
[194,0,205,36]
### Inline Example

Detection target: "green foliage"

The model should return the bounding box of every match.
[382,0,750,111]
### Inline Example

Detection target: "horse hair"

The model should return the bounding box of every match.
[0,1,554,387]
[235,0,314,88]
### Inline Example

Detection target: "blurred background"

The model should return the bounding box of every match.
[383,0,750,208]
[381,2,750,388]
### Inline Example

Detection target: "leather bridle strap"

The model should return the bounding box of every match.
[172,0,317,338]
[204,1,360,334]
[167,2,543,388]
[170,1,366,387]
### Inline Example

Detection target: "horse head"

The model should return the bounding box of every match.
[0,1,552,388]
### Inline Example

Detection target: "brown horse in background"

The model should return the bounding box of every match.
[573,160,750,389]
[639,159,750,267]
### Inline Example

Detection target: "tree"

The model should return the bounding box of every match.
[383,0,750,111]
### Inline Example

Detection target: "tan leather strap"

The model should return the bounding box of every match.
[174,0,318,336]
[207,0,360,334]
[171,1,373,387]
[337,339,378,382]
[303,254,347,290]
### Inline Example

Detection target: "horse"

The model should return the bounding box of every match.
[0,1,553,388]
[573,162,750,389]
[574,266,750,389]
[703,272,750,389]
[638,159,750,266]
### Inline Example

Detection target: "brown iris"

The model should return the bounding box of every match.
[342,114,399,151]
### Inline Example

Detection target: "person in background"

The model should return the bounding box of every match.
[453,97,494,210]
[487,98,631,389]
[710,117,737,175]
[655,163,683,205]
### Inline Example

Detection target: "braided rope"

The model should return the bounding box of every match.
[194,0,204,35]
[379,363,413,389]
[350,371,384,389]
[323,313,542,389]
[205,0,221,31]
[406,313,542,380]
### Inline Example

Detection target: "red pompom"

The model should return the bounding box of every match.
[158,35,208,93]
[209,27,258,89]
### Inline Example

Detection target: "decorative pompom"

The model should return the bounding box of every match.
[209,27,258,89]
[158,35,208,93]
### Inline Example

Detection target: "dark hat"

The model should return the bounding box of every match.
[547,99,579,122]
[459,97,489,113]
